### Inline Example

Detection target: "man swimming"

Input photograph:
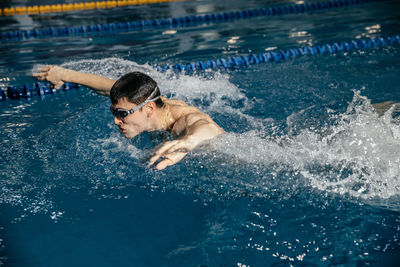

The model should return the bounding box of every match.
[33,66,225,170]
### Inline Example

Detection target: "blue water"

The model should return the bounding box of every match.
[1,0,400,266]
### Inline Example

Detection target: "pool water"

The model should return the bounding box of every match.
[1,0,400,266]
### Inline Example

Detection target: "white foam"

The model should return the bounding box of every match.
[208,91,400,200]
[88,131,142,160]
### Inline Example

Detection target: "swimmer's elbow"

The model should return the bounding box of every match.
[193,120,224,139]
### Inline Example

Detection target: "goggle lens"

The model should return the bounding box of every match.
[110,89,160,119]
[110,107,129,118]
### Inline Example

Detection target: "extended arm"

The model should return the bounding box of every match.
[33,65,115,96]
[149,112,224,170]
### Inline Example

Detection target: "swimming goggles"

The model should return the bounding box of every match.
[110,88,160,119]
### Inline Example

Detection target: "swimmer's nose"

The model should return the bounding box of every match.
[114,116,122,125]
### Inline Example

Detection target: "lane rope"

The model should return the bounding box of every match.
[1,35,399,102]
[157,35,400,72]
[1,0,378,43]
[0,0,179,17]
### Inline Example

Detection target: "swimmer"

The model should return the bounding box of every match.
[33,66,225,170]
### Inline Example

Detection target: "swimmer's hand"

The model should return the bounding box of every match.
[33,65,67,89]
[148,113,224,170]
[148,138,196,170]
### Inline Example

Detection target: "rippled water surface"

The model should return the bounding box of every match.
[1,0,400,266]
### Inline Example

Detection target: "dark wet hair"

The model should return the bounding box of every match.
[110,71,164,107]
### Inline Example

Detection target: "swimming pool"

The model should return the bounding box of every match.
[1,0,400,265]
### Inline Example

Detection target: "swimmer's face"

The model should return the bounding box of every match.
[111,97,150,139]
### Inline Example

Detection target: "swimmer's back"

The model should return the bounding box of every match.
[162,97,201,116]
[161,97,189,107]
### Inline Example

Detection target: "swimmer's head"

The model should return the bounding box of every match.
[110,71,164,108]
[110,72,164,139]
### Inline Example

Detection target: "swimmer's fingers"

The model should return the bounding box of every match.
[54,81,65,90]
[149,140,179,166]
[32,72,47,81]
[33,66,52,80]
[149,139,193,167]
[155,152,187,170]
[36,65,51,73]
[36,65,68,87]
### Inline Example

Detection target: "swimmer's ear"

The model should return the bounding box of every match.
[145,102,156,116]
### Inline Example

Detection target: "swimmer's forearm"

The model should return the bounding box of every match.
[63,69,115,96]
[183,119,224,147]
[34,65,116,96]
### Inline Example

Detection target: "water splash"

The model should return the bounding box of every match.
[205,90,400,200]
[2,58,400,219]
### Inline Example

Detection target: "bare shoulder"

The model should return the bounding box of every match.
[163,98,221,135]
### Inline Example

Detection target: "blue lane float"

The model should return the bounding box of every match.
[1,82,80,101]
[156,35,400,72]
[1,35,399,102]
[1,0,378,42]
